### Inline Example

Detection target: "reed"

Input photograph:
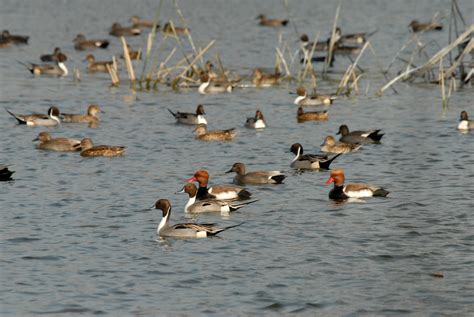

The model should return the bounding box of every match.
[323,0,341,75]
[121,37,136,83]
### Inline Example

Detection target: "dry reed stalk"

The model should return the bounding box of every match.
[173,0,202,67]
[73,68,80,82]
[300,32,320,82]
[121,37,135,82]
[216,53,230,84]
[337,41,369,94]
[439,59,447,109]
[171,40,216,85]
[276,47,291,76]
[443,38,473,79]
[324,0,341,74]
[106,64,120,86]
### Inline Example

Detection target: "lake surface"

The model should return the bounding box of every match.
[1,0,473,315]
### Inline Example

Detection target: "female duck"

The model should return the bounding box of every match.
[194,124,236,141]
[80,138,126,157]
[226,162,285,185]
[34,132,81,152]
[320,136,361,154]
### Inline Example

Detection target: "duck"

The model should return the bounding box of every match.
[153,199,240,238]
[178,183,257,214]
[226,162,285,185]
[300,34,330,52]
[120,44,142,60]
[73,34,109,50]
[336,124,384,144]
[109,23,141,36]
[0,165,14,181]
[325,168,389,200]
[253,68,280,86]
[130,16,156,29]
[40,47,64,62]
[194,124,236,141]
[80,138,126,157]
[289,143,341,170]
[256,14,288,27]
[458,111,474,130]
[85,54,113,72]
[321,136,361,154]
[409,20,443,32]
[162,22,190,35]
[198,73,233,94]
[20,53,68,76]
[294,87,335,106]
[7,106,61,127]
[297,107,328,122]
[61,104,102,125]
[245,110,266,129]
[335,27,371,46]
[0,37,11,48]
[33,132,81,152]
[1,30,28,44]
[186,169,252,200]
[168,104,207,125]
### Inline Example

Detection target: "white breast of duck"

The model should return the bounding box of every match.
[294,94,307,105]
[198,81,210,94]
[196,115,207,125]
[58,62,68,76]
[458,120,473,130]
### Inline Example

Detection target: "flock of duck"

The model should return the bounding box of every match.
[2,13,473,239]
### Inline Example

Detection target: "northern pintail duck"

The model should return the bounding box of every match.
[154,199,240,238]
[162,22,190,35]
[290,143,341,170]
[7,106,61,126]
[73,34,109,50]
[0,165,14,181]
[110,23,141,36]
[336,124,384,144]
[33,132,81,152]
[409,20,443,32]
[194,124,236,141]
[198,73,233,94]
[85,54,113,72]
[321,136,361,154]
[40,47,64,62]
[186,169,252,200]
[21,53,68,76]
[297,107,328,122]
[253,68,281,86]
[130,16,156,28]
[335,27,371,46]
[226,162,285,185]
[294,87,335,106]
[1,30,28,44]
[178,183,256,214]
[62,104,102,125]
[256,14,288,27]
[245,110,266,129]
[458,111,474,130]
[80,138,126,157]
[325,168,389,200]
[300,34,330,52]
[168,104,207,125]
[121,44,142,60]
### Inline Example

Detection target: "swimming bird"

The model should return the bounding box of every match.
[154,199,241,238]
[168,104,207,125]
[109,23,141,36]
[1,30,28,44]
[409,20,443,32]
[7,106,61,126]
[294,87,335,106]
[336,124,384,144]
[120,44,142,60]
[85,54,113,72]
[73,34,109,50]
[245,110,266,129]
[256,14,288,27]
[253,68,280,86]
[80,138,126,157]
[162,22,190,35]
[61,104,102,125]
[40,47,64,62]
[320,136,361,154]
[325,168,389,200]
[130,16,156,29]
[458,111,474,130]
[194,124,236,141]
[335,27,374,46]
[186,169,252,200]
[20,53,68,76]
[198,73,233,94]
[226,162,285,185]
[33,132,81,152]
[289,143,341,170]
[0,165,14,181]
[297,107,328,122]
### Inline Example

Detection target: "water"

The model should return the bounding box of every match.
[1,0,473,315]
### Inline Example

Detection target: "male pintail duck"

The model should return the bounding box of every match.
[198,73,233,94]
[162,22,190,35]
[337,124,384,144]
[73,34,109,50]
[1,30,28,44]
[40,47,64,62]
[20,53,68,76]
[80,138,126,157]
[253,68,280,86]
[335,27,373,46]
[121,44,142,60]
[186,169,252,200]
[109,23,141,36]
[7,106,61,126]
[226,162,285,185]
[194,124,236,141]
[300,34,330,52]
[458,111,474,130]
[325,168,389,200]
[33,132,81,152]
[130,16,156,28]
[409,20,443,32]
[62,104,102,125]
[321,136,361,154]
[297,107,328,122]
[294,87,335,106]
[333,43,362,55]
[256,14,288,27]
[168,104,207,125]
[0,165,14,181]
[204,61,219,80]
[245,110,266,129]
[289,143,341,170]
[154,199,241,238]
[178,183,257,214]
[85,54,113,72]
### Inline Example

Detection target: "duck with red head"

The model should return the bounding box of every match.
[325,169,389,200]
[186,169,252,201]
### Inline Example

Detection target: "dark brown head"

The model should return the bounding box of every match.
[111,23,122,29]
[57,53,67,63]
[336,124,350,136]
[409,20,419,28]
[297,107,304,116]
[255,110,265,121]
[460,111,469,121]
[200,72,210,83]
[325,168,345,186]
[53,47,61,54]
[154,199,171,217]
[196,104,205,115]
[300,34,309,42]
[290,143,303,155]
[226,162,245,175]
[178,183,198,198]
[48,106,60,117]
[296,87,307,97]
[185,170,210,187]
